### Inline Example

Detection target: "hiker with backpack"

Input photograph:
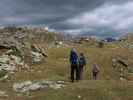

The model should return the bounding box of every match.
[92,63,100,80]
[79,53,86,80]
[69,48,79,82]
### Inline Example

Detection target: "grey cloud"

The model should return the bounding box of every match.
[64,0,133,37]
[0,0,133,37]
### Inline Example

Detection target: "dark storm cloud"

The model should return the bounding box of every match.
[0,0,110,24]
[0,0,133,37]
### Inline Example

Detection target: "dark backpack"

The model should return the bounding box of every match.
[79,56,86,66]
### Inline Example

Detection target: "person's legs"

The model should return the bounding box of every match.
[71,65,75,82]
[95,72,98,80]
[76,65,79,80]
[93,72,97,80]
[71,65,74,82]
[78,66,81,80]
[80,67,83,80]
[93,72,95,80]
[78,67,81,80]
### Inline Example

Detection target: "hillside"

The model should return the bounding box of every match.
[0,28,133,100]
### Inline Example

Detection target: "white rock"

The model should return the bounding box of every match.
[0,91,8,97]
[49,84,65,90]
[0,54,24,72]
[59,41,63,45]
[28,83,42,91]
[31,51,43,63]
[120,77,126,81]
[44,27,49,31]
[13,80,66,93]
[78,95,81,99]
[0,55,10,64]
[13,81,32,92]
[57,81,65,84]
[10,55,23,65]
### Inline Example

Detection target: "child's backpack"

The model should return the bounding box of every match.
[79,56,86,66]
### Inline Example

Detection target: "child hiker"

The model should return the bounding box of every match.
[92,63,100,80]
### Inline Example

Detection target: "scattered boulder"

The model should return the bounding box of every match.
[13,80,66,93]
[55,41,63,45]
[112,57,133,80]
[31,44,48,63]
[0,91,8,97]
[0,53,24,72]
[0,39,47,71]
[31,51,44,63]
[112,57,128,68]
[55,41,64,48]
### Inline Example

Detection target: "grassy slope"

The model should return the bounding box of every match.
[30,80,133,100]
[0,43,133,100]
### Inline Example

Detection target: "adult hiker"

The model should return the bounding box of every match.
[79,53,86,80]
[92,63,100,80]
[69,48,79,82]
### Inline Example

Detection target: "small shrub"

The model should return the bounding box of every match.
[0,69,8,78]
[128,67,133,73]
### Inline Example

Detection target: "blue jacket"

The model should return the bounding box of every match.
[70,50,78,65]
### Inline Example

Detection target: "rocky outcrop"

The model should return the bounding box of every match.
[31,44,48,63]
[13,80,66,93]
[112,57,133,80]
[0,54,23,72]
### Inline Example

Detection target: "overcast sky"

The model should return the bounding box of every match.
[0,0,133,37]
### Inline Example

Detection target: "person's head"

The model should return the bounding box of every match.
[71,48,76,52]
[93,63,97,66]
[80,52,84,56]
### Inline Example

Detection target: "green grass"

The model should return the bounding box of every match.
[10,43,133,81]
[26,80,133,100]
[0,43,133,100]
